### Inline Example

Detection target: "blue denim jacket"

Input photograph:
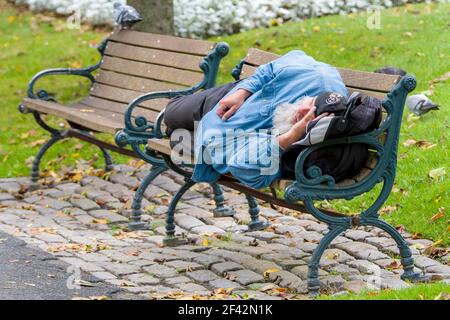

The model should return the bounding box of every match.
[192,50,348,189]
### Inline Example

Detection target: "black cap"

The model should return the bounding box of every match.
[314,92,347,116]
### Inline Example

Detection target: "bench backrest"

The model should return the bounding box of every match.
[234,48,401,99]
[87,29,222,124]
[233,48,414,197]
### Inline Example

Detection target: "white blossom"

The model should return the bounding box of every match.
[8,0,447,38]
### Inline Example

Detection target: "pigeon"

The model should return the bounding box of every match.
[406,94,440,116]
[374,66,407,77]
[113,2,142,29]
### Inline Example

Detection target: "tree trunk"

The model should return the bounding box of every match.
[127,0,174,35]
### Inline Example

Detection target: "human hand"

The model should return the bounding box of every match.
[216,89,251,121]
[291,107,332,135]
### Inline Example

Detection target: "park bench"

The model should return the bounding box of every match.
[116,47,429,296]
[18,27,233,222]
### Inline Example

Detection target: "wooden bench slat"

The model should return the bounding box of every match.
[80,96,160,123]
[147,138,172,155]
[90,83,169,112]
[22,98,123,134]
[100,56,203,87]
[241,65,387,100]
[109,29,215,56]
[95,70,186,93]
[104,42,204,72]
[242,48,400,93]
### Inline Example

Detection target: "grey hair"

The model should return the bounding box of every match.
[272,97,312,135]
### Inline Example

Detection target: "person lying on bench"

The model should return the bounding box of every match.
[164,50,348,189]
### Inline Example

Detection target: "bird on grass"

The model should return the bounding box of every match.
[374,66,408,77]
[113,2,142,30]
[406,94,440,116]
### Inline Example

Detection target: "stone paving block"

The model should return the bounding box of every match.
[170,250,202,261]
[297,231,323,243]
[175,283,210,295]
[89,209,128,223]
[335,241,389,260]
[191,225,225,235]
[164,276,191,285]
[75,252,111,263]
[99,261,141,276]
[291,265,327,280]
[268,270,303,289]
[241,259,282,275]
[365,237,397,249]
[245,231,280,242]
[320,275,346,292]
[109,173,140,189]
[36,198,72,210]
[342,279,367,294]
[414,256,440,269]
[90,271,117,281]
[0,182,21,193]
[174,214,204,230]
[70,197,100,211]
[209,279,243,290]
[306,223,329,233]
[56,183,81,193]
[295,241,317,253]
[211,262,244,275]
[100,250,140,263]
[164,260,204,272]
[127,273,160,285]
[186,270,219,283]
[380,277,410,290]
[0,193,16,201]
[193,254,225,268]
[328,264,360,276]
[226,270,264,286]
[60,257,104,272]
[129,260,157,267]
[345,229,373,241]
[33,233,67,243]
[425,264,450,274]
[143,264,178,278]
[212,218,238,230]
[277,259,308,270]
[238,246,273,258]
[347,260,381,274]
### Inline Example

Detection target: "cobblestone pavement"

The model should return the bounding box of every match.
[0,164,449,300]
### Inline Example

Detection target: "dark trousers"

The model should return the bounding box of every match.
[163,81,240,137]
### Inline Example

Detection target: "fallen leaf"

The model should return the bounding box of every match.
[92,218,108,224]
[430,208,445,222]
[29,139,47,147]
[429,168,446,180]
[202,238,210,246]
[263,268,280,278]
[380,205,397,215]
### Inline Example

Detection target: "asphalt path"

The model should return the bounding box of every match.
[0,231,138,300]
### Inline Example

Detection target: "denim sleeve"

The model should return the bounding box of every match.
[234,50,311,94]
[234,61,275,93]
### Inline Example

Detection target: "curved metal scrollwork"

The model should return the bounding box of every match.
[285,75,417,208]
[26,39,108,100]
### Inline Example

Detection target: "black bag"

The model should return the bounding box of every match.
[280,93,383,182]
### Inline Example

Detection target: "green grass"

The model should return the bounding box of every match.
[319,282,450,300]
[0,1,448,245]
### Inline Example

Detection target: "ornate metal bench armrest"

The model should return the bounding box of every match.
[26,40,108,101]
[292,134,384,188]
